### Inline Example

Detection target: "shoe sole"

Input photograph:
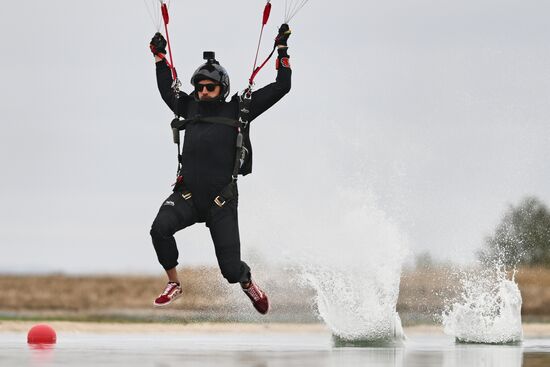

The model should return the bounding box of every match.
[243,288,269,314]
[255,300,270,315]
[153,291,182,308]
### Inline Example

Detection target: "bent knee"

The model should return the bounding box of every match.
[219,261,248,284]
[150,218,176,239]
[220,266,243,284]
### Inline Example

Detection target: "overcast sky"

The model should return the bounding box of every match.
[0,0,549,274]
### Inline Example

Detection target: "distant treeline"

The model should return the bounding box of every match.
[479,196,550,267]
[413,196,550,269]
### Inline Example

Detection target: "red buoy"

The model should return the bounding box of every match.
[27,324,57,344]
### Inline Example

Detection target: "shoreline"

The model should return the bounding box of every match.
[2,321,550,337]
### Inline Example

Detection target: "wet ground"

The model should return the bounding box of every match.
[2,329,550,367]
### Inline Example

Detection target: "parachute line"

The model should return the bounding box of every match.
[144,0,161,30]
[144,0,171,31]
[284,0,309,23]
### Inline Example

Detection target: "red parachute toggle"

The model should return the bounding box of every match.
[262,2,272,25]
[249,1,273,86]
[160,2,177,81]
[161,3,169,24]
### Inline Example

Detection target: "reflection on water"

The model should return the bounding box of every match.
[28,343,55,366]
[1,333,550,367]
[442,344,523,367]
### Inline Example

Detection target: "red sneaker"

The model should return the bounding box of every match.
[153,282,182,307]
[242,279,269,315]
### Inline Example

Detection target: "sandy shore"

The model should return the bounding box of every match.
[3,321,550,337]
[0,321,328,334]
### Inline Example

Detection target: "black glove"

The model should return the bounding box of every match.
[275,23,291,47]
[150,32,167,56]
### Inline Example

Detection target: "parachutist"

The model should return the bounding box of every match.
[147,24,292,315]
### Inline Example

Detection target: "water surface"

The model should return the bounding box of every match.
[2,331,550,367]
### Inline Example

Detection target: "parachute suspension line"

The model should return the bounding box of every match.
[144,0,161,30]
[284,0,309,23]
[248,1,273,89]
[144,0,171,31]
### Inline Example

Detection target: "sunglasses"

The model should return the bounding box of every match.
[195,83,220,92]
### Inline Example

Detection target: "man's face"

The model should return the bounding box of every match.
[195,79,221,101]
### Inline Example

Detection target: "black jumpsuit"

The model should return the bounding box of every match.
[150,49,292,284]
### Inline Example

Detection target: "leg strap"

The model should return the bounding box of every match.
[181,190,192,201]
[214,182,237,208]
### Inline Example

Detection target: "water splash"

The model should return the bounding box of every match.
[442,263,523,344]
[297,188,409,342]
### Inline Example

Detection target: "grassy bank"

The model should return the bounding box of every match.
[1,267,548,324]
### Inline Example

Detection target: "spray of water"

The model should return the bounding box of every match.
[240,117,410,341]
[442,262,523,344]
[296,188,409,341]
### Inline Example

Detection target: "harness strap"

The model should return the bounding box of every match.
[171,116,240,131]
[171,98,182,174]
[214,181,237,208]
[198,116,241,128]
[172,93,253,208]
[231,94,252,180]
[239,93,252,128]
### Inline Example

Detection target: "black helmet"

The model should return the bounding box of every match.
[190,51,230,100]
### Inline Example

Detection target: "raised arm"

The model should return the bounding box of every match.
[150,33,192,118]
[248,25,293,122]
